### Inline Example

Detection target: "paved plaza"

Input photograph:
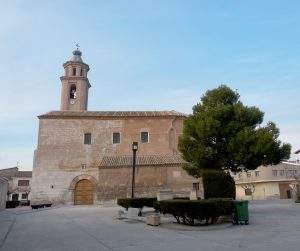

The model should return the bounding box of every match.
[0,200,299,251]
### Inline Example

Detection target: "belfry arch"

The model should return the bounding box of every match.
[69,84,77,99]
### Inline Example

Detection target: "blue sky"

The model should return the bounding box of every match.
[0,1,300,170]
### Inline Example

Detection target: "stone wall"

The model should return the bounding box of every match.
[98,164,202,201]
[31,115,184,203]
[31,163,202,204]
[36,116,183,159]
[30,166,98,204]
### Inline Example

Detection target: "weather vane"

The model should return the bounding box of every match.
[75,43,80,50]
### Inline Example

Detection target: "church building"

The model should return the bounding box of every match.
[30,48,199,205]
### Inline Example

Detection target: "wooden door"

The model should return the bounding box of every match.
[74,179,94,205]
[279,183,291,199]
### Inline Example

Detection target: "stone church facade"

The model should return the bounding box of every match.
[30,49,199,205]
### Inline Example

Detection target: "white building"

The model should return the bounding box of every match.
[0,167,32,204]
[0,177,8,210]
[233,162,300,200]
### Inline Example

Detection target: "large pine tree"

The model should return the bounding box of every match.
[179,85,291,177]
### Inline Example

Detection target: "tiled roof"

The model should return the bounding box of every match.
[0,168,32,179]
[14,171,32,178]
[39,110,187,119]
[99,155,186,168]
[0,167,18,179]
[277,162,300,168]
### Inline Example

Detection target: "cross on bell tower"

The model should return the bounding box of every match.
[60,45,91,111]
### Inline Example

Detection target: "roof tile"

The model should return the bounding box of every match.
[99,155,186,168]
[39,110,187,119]
[0,168,32,178]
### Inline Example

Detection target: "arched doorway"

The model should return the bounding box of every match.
[74,179,94,205]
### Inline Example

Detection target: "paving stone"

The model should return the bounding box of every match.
[0,200,299,251]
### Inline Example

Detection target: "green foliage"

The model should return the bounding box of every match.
[202,170,236,199]
[154,198,233,226]
[179,85,291,175]
[117,197,157,209]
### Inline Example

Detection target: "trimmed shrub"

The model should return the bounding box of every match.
[173,197,190,200]
[202,170,236,199]
[154,198,233,226]
[117,197,157,210]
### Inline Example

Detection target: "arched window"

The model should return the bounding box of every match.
[80,68,83,76]
[70,84,77,99]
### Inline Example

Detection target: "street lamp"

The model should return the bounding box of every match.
[131,142,138,198]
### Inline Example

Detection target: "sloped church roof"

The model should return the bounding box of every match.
[39,110,187,119]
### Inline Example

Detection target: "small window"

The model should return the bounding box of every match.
[18,180,29,186]
[294,170,297,175]
[80,68,83,76]
[245,188,252,196]
[141,131,149,143]
[193,182,199,191]
[21,193,28,199]
[272,170,278,176]
[72,67,76,76]
[246,172,251,178]
[70,84,77,99]
[280,170,285,176]
[84,133,92,145]
[81,164,86,170]
[113,132,120,144]
[255,171,260,177]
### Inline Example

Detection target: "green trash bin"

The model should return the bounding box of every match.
[233,200,249,225]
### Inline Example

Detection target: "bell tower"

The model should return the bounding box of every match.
[60,46,91,111]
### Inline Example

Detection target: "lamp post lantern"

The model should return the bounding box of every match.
[131,142,138,198]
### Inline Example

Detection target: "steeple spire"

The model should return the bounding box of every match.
[70,43,83,63]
